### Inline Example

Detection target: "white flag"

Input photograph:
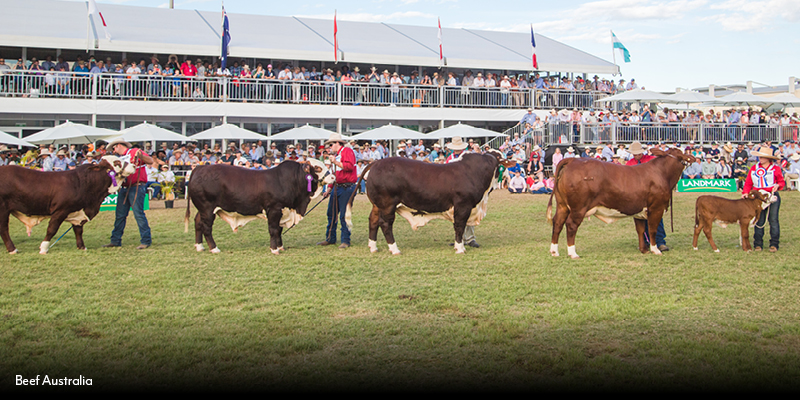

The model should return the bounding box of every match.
[88,0,112,41]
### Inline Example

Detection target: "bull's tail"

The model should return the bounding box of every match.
[184,182,191,233]
[546,159,570,225]
[345,161,376,230]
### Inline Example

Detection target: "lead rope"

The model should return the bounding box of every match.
[754,203,771,229]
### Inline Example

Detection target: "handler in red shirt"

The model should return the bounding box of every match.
[104,138,162,250]
[742,145,785,252]
[318,133,357,249]
[625,142,668,251]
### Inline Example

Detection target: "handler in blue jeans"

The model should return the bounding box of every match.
[318,133,357,249]
[103,138,161,250]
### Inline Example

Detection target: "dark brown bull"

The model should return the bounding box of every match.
[692,191,773,252]
[185,160,332,254]
[348,152,513,254]
[0,156,134,254]
[546,148,695,259]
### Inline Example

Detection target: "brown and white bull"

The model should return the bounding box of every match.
[692,190,775,252]
[546,148,695,259]
[0,156,136,254]
[348,151,513,255]
[185,159,334,254]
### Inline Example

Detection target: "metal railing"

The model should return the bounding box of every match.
[0,70,617,110]
[488,121,797,152]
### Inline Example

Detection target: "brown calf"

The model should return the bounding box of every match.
[692,191,771,252]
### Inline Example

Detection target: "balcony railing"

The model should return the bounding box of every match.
[0,70,616,110]
[490,122,798,151]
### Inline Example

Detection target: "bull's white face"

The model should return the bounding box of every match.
[307,158,336,185]
[101,155,137,177]
[757,189,777,209]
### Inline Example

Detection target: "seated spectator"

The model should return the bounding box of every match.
[155,164,176,199]
[528,174,553,194]
[507,170,527,193]
[716,157,732,179]
[701,155,717,179]
[683,157,702,179]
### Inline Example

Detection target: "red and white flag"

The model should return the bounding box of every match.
[438,17,443,67]
[334,10,339,63]
[88,0,112,41]
[530,24,538,70]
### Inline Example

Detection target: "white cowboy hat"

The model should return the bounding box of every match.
[107,137,132,149]
[38,149,52,157]
[628,141,645,155]
[751,146,780,160]
[566,146,575,153]
[790,153,800,161]
[324,132,347,145]
[446,136,468,151]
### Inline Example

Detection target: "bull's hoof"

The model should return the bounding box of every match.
[549,243,559,257]
[8,249,18,254]
[210,248,221,254]
[714,249,720,253]
[368,240,378,253]
[388,243,400,255]
[278,246,285,252]
[39,250,48,255]
[693,247,698,251]
[270,248,280,255]
[195,244,205,252]
[570,255,580,260]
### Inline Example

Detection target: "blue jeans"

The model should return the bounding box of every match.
[325,184,357,245]
[644,219,667,247]
[110,185,152,246]
[754,192,780,249]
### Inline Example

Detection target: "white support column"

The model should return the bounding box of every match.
[746,81,753,94]
[789,77,797,95]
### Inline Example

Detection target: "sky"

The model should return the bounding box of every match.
[84,0,800,93]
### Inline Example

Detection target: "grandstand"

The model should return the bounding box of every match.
[0,0,620,140]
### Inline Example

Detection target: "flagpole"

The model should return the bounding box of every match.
[86,10,91,53]
[611,30,617,76]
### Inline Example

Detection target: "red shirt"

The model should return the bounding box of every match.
[123,148,148,186]
[626,154,655,166]
[743,162,785,194]
[334,146,357,184]
[181,63,197,77]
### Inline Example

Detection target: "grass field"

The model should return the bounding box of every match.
[1,190,799,392]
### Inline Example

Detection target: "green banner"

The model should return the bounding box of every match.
[677,179,738,193]
[100,193,151,211]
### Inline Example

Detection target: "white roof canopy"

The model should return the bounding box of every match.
[25,121,117,145]
[189,124,267,141]
[0,0,619,74]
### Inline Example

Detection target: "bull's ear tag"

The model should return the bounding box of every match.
[307,175,313,192]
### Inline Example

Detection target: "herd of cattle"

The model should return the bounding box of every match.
[0,149,778,257]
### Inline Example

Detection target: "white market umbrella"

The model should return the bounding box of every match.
[109,122,194,143]
[268,124,340,141]
[594,89,671,103]
[25,121,117,145]
[427,123,507,139]
[664,91,717,104]
[348,124,428,141]
[764,93,800,108]
[702,92,772,107]
[189,123,267,141]
[0,130,36,148]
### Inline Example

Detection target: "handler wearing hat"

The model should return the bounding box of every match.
[626,142,669,252]
[103,138,161,250]
[742,146,785,252]
[318,132,357,249]
[446,137,480,248]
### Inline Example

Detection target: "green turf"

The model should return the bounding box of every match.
[1,190,799,392]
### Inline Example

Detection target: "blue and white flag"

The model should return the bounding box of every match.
[221,6,231,69]
[611,31,630,63]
